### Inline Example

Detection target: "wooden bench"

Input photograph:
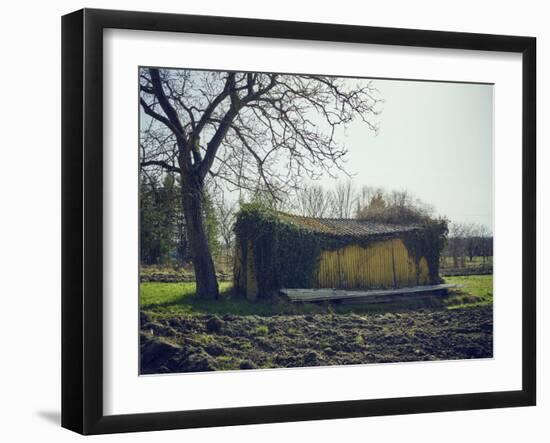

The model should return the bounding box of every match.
[281,283,461,304]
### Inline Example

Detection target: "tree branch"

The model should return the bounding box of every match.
[197,107,238,180]
[139,98,182,137]
[140,160,181,174]
[149,69,186,138]
[194,74,233,135]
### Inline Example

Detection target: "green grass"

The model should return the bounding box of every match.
[440,256,492,269]
[254,325,269,336]
[191,333,216,346]
[141,281,329,317]
[443,275,493,308]
[141,262,234,277]
[140,275,493,318]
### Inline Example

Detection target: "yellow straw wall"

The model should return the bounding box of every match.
[235,238,431,297]
[314,239,429,289]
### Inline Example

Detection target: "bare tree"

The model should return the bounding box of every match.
[356,187,433,225]
[444,222,493,268]
[387,189,413,208]
[463,223,478,262]
[464,223,493,262]
[329,181,357,218]
[213,195,237,270]
[294,184,331,217]
[140,68,380,298]
[355,185,384,217]
[476,224,493,262]
[447,223,467,267]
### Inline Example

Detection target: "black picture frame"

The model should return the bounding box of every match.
[61,8,536,435]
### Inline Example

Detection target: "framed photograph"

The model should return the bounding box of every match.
[62,8,536,435]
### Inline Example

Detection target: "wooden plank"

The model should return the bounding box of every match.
[341,293,438,305]
[281,283,461,303]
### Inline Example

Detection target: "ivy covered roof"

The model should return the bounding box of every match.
[280,213,421,239]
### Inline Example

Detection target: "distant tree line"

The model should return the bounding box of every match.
[140,177,432,267]
[140,173,223,267]
[293,181,434,224]
[442,223,493,268]
[140,176,491,272]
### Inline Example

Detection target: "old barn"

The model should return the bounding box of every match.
[234,206,447,301]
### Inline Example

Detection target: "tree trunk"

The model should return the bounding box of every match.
[180,177,219,299]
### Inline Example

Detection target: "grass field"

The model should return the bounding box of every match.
[140,274,493,318]
[440,256,493,269]
[443,275,493,308]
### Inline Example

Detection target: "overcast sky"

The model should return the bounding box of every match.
[323,78,494,229]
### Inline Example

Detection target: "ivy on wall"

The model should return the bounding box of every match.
[235,204,322,295]
[234,204,448,297]
[402,220,449,284]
